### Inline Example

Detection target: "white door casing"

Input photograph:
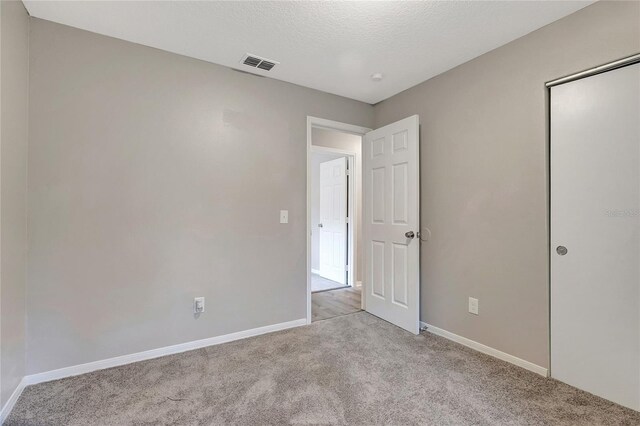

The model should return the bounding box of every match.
[319,157,348,284]
[363,115,420,334]
[551,63,640,411]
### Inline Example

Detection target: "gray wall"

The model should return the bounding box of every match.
[27,18,373,374]
[1,0,29,408]
[311,128,363,282]
[374,0,640,369]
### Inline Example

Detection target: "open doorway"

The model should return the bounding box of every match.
[307,115,421,330]
[307,117,370,323]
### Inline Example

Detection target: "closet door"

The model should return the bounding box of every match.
[551,63,639,411]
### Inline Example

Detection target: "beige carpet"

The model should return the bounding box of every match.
[7,312,640,425]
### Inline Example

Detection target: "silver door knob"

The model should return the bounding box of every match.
[556,246,568,256]
[405,231,415,239]
[318,223,323,228]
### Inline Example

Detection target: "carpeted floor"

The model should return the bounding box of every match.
[7,312,640,425]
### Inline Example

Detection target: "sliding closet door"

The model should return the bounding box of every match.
[551,63,639,411]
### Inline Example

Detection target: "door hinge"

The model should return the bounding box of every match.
[346,217,350,223]
[346,169,350,176]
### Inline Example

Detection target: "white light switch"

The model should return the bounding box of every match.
[280,210,289,224]
[468,297,479,315]
[194,297,205,313]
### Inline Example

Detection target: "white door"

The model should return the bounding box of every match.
[319,157,348,284]
[551,63,639,411]
[363,115,420,334]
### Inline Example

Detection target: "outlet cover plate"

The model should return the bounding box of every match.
[468,297,479,315]
[280,210,289,224]
[194,297,205,313]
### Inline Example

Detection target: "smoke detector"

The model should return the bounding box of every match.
[240,53,279,71]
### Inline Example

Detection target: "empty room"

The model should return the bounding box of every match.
[1,1,639,424]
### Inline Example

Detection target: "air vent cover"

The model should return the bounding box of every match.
[240,54,279,72]
[243,56,261,67]
[257,61,276,71]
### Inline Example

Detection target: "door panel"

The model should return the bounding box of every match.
[364,115,420,334]
[393,162,408,224]
[392,243,408,306]
[372,167,385,222]
[371,241,385,297]
[319,157,347,284]
[551,63,639,411]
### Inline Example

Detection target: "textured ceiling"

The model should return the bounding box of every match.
[23,1,594,104]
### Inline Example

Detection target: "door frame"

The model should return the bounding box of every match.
[306,116,371,324]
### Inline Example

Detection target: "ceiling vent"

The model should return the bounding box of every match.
[241,54,279,71]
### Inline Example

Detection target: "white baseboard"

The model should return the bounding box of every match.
[311,269,320,275]
[0,377,26,424]
[421,322,548,377]
[24,318,307,386]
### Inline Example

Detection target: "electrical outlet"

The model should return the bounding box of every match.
[280,210,289,224]
[194,297,205,313]
[468,297,479,315]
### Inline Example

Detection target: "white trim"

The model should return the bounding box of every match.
[310,145,356,157]
[307,116,371,324]
[24,318,306,386]
[355,281,363,288]
[0,377,27,424]
[311,268,320,275]
[308,117,371,136]
[421,322,549,377]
